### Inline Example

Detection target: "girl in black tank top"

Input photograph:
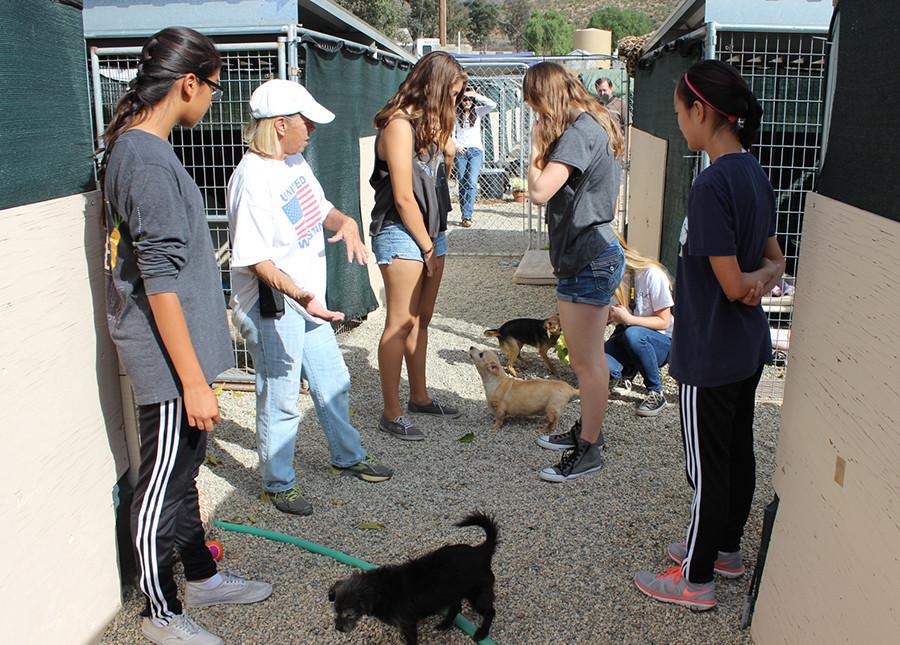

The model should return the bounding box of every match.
[369,52,467,440]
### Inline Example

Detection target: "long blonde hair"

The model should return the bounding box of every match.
[614,232,672,307]
[523,62,625,169]
[374,51,467,156]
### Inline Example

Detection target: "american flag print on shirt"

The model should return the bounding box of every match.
[281,176,323,247]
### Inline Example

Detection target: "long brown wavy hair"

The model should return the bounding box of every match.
[374,51,467,155]
[523,62,624,169]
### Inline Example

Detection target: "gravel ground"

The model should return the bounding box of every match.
[99,255,781,645]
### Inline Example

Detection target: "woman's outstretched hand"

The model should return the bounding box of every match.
[304,296,345,322]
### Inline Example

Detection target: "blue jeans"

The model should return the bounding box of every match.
[605,326,671,393]
[454,147,484,221]
[236,301,365,493]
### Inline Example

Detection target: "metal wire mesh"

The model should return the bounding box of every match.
[714,30,829,362]
[91,44,282,377]
[453,56,631,256]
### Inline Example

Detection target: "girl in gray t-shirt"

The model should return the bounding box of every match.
[523,62,626,483]
[100,27,271,643]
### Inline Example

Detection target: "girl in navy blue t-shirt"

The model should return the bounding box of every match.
[634,60,785,611]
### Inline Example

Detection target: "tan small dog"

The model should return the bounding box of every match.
[469,347,578,431]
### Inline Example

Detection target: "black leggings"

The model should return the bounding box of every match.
[678,367,763,583]
[131,396,216,621]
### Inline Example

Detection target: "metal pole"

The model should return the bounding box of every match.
[288,24,299,82]
[700,21,718,171]
[277,37,287,79]
[89,47,106,151]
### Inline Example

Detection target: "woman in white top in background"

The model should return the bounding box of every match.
[453,88,497,227]
[606,235,674,418]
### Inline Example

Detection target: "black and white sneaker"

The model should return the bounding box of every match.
[609,378,633,395]
[536,418,580,450]
[539,438,604,482]
[636,391,667,417]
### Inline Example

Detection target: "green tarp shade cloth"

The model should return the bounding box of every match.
[301,43,409,319]
[1,1,95,209]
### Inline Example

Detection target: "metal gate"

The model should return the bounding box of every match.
[709,26,829,362]
[89,40,287,377]
[453,54,631,256]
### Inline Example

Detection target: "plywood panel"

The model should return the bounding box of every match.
[626,128,667,261]
[0,191,125,642]
[752,193,900,644]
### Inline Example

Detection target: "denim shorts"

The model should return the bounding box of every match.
[372,221,448,265]
[556,240,626,307]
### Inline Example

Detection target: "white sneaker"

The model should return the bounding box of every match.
[141,613,223,645]
[185,570,273,608]
[610,378,633,395]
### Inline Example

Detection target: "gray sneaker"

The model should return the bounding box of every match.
[407,397,462,418]
[332,456,394,482]
[667,542,746,578]
[634,566,717,611]
[539,437,604,482]
[185,570,273,608]
[636,391,667,417]
[264,486,313,516]
[378,415,425,441]
[141,613,223,645]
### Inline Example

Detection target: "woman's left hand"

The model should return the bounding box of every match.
[305,296,345,322]
[328,217,369,265]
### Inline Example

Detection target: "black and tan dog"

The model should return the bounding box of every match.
[483,314,561,376]
[329,512,498,645]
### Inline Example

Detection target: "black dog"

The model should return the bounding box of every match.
[483,315,562,377]
[328,512,498,644]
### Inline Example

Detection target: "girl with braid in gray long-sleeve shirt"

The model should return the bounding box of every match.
[100,27,271,645]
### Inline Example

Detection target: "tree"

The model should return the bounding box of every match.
[523,10,574,56]
[405,0,438,41]
[501,0,532,52]
[446,0,471,43]
[336,0,406,39]
[588,6,654,50]
[466,0,499,52]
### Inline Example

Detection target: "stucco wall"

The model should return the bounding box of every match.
[0,191,126,643]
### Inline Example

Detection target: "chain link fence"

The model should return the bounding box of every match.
[89,42,285,377]
[712,28,829,364]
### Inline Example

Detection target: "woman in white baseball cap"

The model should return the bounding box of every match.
[370,51,468,441]
[226,79,394,517]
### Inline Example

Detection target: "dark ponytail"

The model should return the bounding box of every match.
[676,60,763,151]
[99,26,221,183]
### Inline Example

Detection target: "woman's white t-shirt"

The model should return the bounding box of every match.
[633,265,675,337]
[226,151,333,324]
[453,94,497,151]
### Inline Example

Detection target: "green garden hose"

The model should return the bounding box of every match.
[214,520,498,645]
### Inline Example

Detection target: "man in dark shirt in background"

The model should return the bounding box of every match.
[595,77,626,130]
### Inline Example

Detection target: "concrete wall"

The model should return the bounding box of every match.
[0,191,126,643]
[752,192,900,643]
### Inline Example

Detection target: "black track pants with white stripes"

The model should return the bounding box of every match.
[678,367,763,584]
[131,397,217,622]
